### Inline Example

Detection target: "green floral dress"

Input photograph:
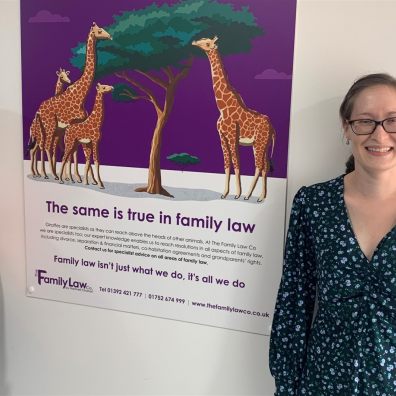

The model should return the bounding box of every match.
[269,176,396,395]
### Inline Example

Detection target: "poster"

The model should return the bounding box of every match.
[21,0,296,335]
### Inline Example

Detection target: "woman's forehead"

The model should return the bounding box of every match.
[352,85,396,115]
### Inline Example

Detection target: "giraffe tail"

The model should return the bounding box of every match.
[268,123,276,172]
[26,115,38,155]
[25,135,36,155]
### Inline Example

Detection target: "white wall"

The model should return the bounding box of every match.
[1,0,396,395]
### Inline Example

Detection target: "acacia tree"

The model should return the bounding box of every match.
[70,0,262,197]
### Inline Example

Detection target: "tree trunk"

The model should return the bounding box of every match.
[135,85,175,197]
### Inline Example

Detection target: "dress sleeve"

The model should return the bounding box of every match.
[269,187,317,395]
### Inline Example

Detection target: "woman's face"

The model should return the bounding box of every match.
[345,84,396,175]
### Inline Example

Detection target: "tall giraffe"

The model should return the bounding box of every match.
[29,68,72,177]
[192,36,275,202]
[32,22,112,180]
[53,68,72,179]
[59,83,114,189]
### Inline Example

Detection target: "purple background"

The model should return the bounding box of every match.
[21,0,296,178]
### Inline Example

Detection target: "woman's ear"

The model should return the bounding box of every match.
[342,120,350,137]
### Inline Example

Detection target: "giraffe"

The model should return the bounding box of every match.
[52,68,72,178]
[32,22,112,180]
[59,83,114,189]
[29,68,72,177]
[192,36,276,202]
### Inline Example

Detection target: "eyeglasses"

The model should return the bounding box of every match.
[348,117,396,135]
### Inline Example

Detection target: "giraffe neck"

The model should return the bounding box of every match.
[55,79,64,95]
[68,32,97,102]
[86,91,105,129]
[207,49,238,111]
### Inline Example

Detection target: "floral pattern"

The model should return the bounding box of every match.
[269,176,396,395]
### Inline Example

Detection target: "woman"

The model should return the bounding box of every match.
[269,73,396,395]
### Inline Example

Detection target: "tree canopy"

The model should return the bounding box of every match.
[70,0,263,77]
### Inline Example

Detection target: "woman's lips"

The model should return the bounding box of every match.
[365,146,393,155]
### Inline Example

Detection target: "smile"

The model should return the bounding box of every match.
[365,147,393,153]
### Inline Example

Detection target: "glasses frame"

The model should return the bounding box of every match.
[347,117,396,135]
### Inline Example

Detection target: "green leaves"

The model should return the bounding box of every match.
[70,0,262,77]
[167,153,200,166]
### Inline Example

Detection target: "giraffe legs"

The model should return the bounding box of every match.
[81,145,97,186]
[33,148,40,176]
[222,168,231,199]
[52,131,80,183]
[63,151,82,183]
[243,167,267,202]
[64,151,81,183]
[258,150,270,202]
[228,134,241,199]
[39,146,48,179]
[244,168,261,201]
[41,115,59,179]
[83,148,91,185]
[52,133,69,181]
[234,169,241,199]
[59,158,69,184]
[94,161,103,189]
[245,146,268,202]
[59,140,101,189]
[59,139,77,184]
[92,143,104,189]
[73,149,82,183]
[30,144,39,177]
[218,121,233,199]
[259,167,268,203]
[52,133,60,175]
[29,116,43,177]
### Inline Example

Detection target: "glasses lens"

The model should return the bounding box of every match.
[352,119,375,135]
[383,117,396,133]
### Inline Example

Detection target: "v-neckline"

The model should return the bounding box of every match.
[339,175,396,264]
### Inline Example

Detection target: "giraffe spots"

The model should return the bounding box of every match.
[224,117,233,127]
[219,83,227,91]
[228,106,238,115]
[216,99,227,109]
[225,97,235,106]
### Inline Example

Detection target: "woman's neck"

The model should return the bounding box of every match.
[345,167,396,199]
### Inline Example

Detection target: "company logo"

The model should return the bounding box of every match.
[35,269,93,292]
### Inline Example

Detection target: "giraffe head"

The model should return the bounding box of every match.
[192,36,218,52]
[56,68,71,84]
[96,83,114,94]
[90,22,112,41]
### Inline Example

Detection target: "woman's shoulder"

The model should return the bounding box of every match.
[293,175,344,206]
[305,174,344,194]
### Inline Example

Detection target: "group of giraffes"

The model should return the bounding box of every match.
[28,22,113,189]
[28,22,275,202]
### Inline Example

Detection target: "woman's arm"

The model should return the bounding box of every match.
[269,187,317,395]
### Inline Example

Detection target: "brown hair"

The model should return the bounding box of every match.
[340,73,396,173]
